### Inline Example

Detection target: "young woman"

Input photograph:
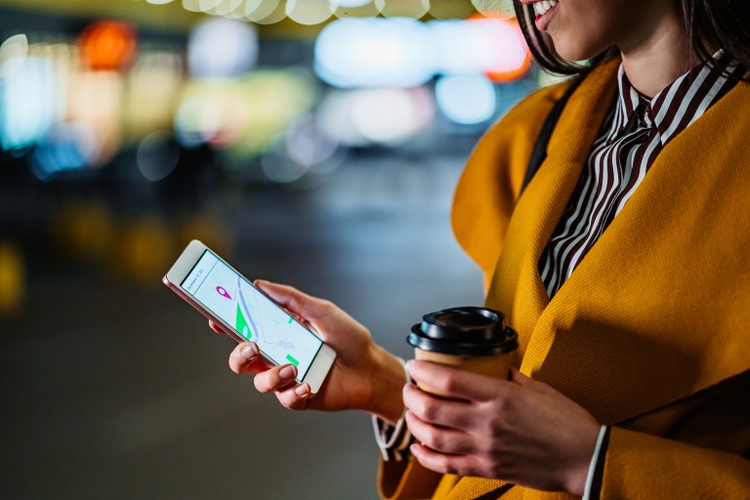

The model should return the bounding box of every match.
[210,0,750,498]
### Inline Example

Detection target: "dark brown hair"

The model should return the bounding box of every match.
[513,0,750,80]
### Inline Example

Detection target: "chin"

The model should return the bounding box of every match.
[549,33,610,64]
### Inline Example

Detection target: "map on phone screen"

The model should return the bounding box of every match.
[180,251,323,378]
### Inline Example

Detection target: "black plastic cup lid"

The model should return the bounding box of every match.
[407,306,518,356]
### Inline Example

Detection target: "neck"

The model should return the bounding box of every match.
[619,5,700,98]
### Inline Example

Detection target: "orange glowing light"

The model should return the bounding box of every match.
[469,15,531,82]
[79,22,137,71]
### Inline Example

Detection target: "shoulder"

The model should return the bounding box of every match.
[450,82,571,281]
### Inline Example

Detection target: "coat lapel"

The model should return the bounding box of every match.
[498,74,750,424]
[485,59,620,365]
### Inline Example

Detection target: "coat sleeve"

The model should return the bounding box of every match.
[601,427,750,499]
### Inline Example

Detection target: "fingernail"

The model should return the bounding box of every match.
[295,384,309,397]
[410,444,418,455]
[280,364,297,380]
[241,343,259,359]
[405,360,414,374]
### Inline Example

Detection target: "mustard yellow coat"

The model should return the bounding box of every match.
[379,59,750,500]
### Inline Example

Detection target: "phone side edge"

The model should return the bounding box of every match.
[303,343,336,394]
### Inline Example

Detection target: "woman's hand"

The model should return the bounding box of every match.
[403,362,600,495]
[209,280,405,423]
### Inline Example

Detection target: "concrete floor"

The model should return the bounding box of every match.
[0,156,485,499]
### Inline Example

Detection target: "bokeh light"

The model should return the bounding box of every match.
[350,87,434,144]
[474,17,530,82]
[0,34,29,78]
[124,52,184,140]
[330,0,380,19]
[428,0,475,20]
[78,22,137,71]
[251,0,288,24]
[0,56,57,151]
[188,18,258,80]
[286,0,333,25]
[0,242,25,316]
[137,130,181,181]
[66,70,123,165]
[315,18,435,88]
[285,113,340,168]
[375,0,430,19]
[435,74,496,124]
[31,121,101,180]
[261,138,309,183]
[471,0,516,18]
[175,70,317,156]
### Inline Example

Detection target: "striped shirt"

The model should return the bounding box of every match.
[539,52,744,299]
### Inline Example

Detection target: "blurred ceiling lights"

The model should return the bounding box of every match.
[179,0,495,24]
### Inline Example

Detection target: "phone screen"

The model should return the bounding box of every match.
[180,250,323,379]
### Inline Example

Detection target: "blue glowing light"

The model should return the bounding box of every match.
[435,74,497,125]
[0,56,57,151]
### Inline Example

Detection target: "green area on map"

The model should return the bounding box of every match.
[286,354,299,366]
[236,303,251,339]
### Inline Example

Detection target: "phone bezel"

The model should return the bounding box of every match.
[163,240,336,394]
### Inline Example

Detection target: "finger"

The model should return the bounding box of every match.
[254,280,335,323]
[275,383,311,410]
[228,342,267,374]
[402,384,475,430]
[208,319,226,335]
[406,360,508,402]
[410,443,477,477]
[405,410,475,455]
[254,363,299,394]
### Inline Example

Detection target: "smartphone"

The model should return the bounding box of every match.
[163,240,336,394]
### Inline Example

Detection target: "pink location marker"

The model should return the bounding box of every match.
[216,286,232,300]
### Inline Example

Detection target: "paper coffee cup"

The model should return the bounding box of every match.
[407,307,518,397]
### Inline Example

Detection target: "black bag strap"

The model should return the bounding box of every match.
[521,78,583,193]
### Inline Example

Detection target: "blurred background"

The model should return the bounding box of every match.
[0,0,563,498]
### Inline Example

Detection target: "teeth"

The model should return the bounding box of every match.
[533,0,556,16]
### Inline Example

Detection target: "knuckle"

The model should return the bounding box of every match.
[424,430,443,450]
[441,374,460,394]
[421,400,440,422]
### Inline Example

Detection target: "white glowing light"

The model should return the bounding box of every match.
[147,0,174,4]
[332,0,372,7]
[435,74,496,124]
[315,18,435,88]
[429,18,530,81]
[0,34,29,78]
[188,18,258,80]
[317,90,370,146]
[0,56,57,150]
[286,0,333,25]
[182,0,202,12]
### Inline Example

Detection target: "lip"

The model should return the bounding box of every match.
[533,1,559,32]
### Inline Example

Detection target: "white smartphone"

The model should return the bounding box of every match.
[163,240,336,394]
